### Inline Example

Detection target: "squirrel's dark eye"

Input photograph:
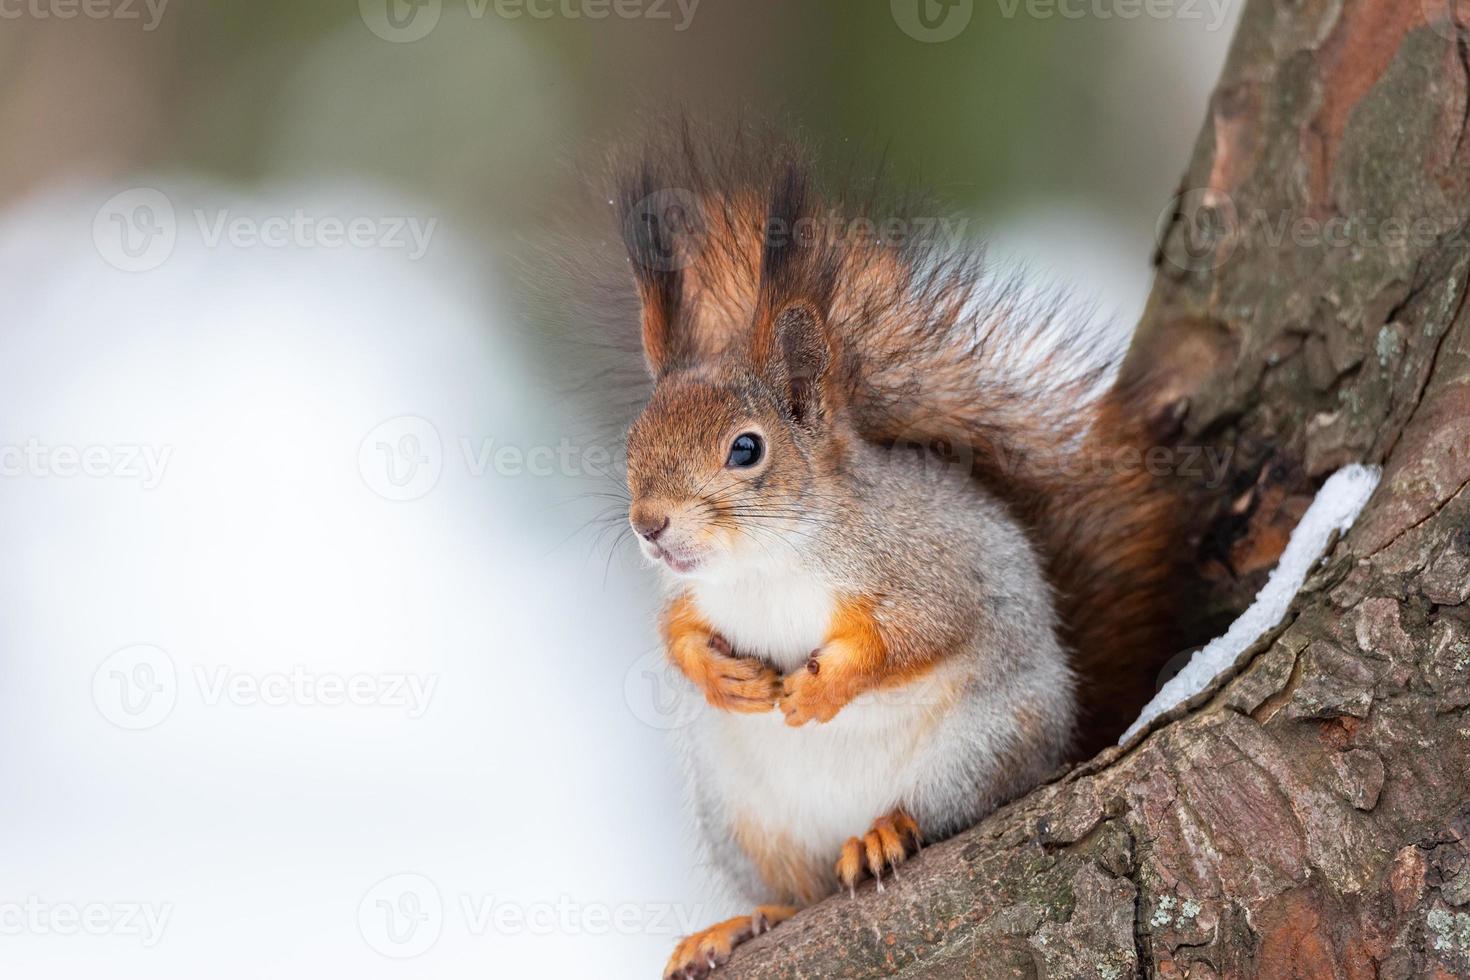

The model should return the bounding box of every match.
[725,432,764,469]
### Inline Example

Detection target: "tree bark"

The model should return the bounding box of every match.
[724,0,1470,975]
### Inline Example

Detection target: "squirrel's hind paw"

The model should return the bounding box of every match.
[662,906,796,980]
[836,810,922,897]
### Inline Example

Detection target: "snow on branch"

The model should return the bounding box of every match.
[1120,464,1382,744]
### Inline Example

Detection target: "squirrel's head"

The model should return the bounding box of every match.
[618,161,849,580]
[625,305,849,579]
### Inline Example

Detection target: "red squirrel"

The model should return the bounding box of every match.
[606,129,1186,979]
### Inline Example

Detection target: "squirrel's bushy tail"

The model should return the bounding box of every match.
[839,269,1189,754]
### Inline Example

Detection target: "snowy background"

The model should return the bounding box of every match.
[0,2,1240,977]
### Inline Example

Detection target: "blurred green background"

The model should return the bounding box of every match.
[0,0,1234,296]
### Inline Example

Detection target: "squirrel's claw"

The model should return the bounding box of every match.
[662,906,796,979]
[835,810,922,896]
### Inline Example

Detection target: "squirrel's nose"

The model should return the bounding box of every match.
[632,512,670,543]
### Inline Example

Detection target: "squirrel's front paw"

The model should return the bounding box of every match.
[777,657,846,726]
[694,634,781,714]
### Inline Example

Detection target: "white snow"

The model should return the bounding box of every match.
[1119,463,1383,745]
[0,179,697,980]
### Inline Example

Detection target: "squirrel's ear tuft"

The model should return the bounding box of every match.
[750,163,840,425]
[775,303,833,425]
[616,166,695,377]
[750,163,839,372]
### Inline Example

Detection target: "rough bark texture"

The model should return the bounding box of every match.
[725,0,1470,976]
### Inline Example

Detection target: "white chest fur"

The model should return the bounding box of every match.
[678,568,969,900]
[689,570,834,673]
[682,658,968,902]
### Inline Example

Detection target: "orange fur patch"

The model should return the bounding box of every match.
[732,817,831,906]
[662,595,781,714]
[778,595,939,726]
